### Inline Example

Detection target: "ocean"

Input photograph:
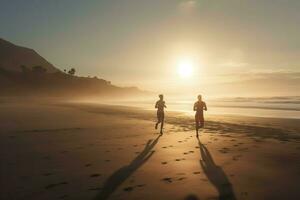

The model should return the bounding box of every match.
[108,96,300,119]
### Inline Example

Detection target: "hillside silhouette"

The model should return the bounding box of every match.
[0,38,58,73]
[0,38,146,97]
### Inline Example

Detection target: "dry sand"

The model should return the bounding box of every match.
[1,100,300,200]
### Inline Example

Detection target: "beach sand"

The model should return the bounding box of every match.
[1,100,300,200]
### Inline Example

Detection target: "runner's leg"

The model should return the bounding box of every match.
[160,112,164,134]
[199,114,204,128]
[155,111,160,129]
[195,114,199,136]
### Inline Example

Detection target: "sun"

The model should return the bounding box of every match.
[177,58,193,78]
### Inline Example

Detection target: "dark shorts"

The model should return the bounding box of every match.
[195,112,204,122]
[157,111,165,122]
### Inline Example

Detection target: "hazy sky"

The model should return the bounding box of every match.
[1,0,299,96]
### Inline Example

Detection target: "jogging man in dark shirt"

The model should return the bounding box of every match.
[194,95,207,137]
[155,94,166,134]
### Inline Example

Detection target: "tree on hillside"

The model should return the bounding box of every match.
[68,68,76,76]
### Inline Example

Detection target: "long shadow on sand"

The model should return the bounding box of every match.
[94,135,161,200]
[198,138,236,200]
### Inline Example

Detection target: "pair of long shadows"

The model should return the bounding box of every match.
[95,135,161,200]
[95,134,235,200]
[197,137,236,200]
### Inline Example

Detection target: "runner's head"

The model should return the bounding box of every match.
[159,94,164,100]
[197,95,202,101]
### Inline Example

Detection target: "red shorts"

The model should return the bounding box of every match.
[195,112,204,123]
[157,111,164,122]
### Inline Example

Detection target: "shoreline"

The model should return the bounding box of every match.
[60,101,300,135]
[2,96,300,119]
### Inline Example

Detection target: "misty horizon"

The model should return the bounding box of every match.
[1,0,299,97]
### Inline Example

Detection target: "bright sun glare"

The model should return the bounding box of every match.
[177,58,193,78]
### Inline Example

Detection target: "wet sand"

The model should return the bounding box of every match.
[1,101,300,200]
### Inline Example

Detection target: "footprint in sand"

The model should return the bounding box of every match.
[136,184,146,188]
[161,177,173,183]
[175,158,186,161]
[219,147,230,154]
[123,184,146,192]
[219,150,228,153]
[43,173,52,176]
[45,182,68,189]
[177,177,187,181]
[123,186,134,192]
[90,174,101,178]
